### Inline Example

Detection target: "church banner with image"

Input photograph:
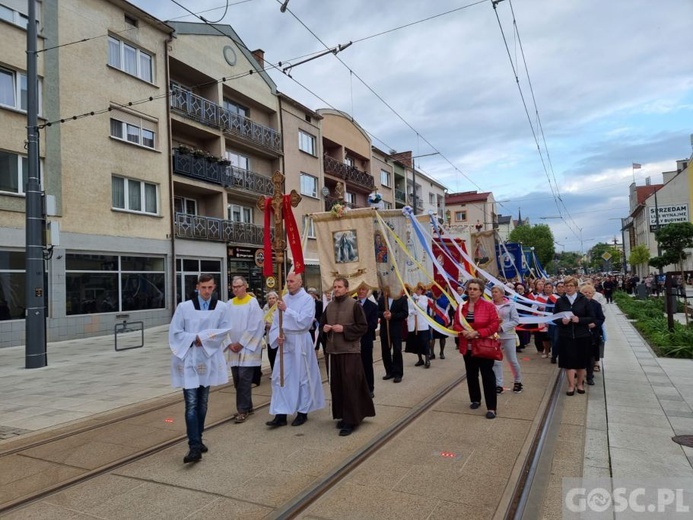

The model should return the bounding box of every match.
[312,208,378,292]
[470,230,498,278]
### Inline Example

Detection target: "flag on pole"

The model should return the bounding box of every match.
[632,163,641,169]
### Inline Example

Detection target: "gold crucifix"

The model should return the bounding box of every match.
[257,171,301,386]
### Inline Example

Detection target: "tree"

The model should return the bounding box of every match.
[654,222,693,266]
[549,251,582,275]
[508,224,555,268]
[588,242,622,272]
[629,244,650,271]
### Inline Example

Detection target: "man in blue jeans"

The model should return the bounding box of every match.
[169,274,230,463]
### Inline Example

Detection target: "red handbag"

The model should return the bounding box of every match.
[471,336,503,361]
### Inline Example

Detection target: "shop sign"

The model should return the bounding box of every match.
[228,246,254,260]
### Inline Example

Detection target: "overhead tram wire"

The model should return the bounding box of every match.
[277,0,489,195]
[491,0,583,243]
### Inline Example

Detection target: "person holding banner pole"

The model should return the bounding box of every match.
[378,289,408,383]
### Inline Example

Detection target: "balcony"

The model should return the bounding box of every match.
[173,151,273,196]
[175,213,265,245]
[173,151,230,187]
[395,188,406,203]
[324,196,365,212]
[170,84,282,154]
[323,155,374,191]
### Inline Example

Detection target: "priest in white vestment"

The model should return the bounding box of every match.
[169,274,230,463]
[226,275,265,423]
[266,273,325,428]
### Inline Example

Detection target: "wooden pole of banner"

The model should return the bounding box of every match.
[258,171,302,387]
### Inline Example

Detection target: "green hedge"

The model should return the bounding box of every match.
[614,292,693,358]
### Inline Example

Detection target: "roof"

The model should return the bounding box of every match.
[445,191,492,204]
[497,215,512,225]
[635,185,663,205]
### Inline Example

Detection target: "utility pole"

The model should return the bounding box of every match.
[25,0,47,368]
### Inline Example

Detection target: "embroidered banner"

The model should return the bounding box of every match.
[470,230,498,277]
[312,208,378,292]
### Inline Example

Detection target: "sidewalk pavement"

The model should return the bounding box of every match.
[586,303,693,480]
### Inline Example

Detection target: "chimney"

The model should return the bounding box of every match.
[251,49,265,69]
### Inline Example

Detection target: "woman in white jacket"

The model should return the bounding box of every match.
[491,285,523,394]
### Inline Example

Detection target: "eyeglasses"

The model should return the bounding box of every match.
[467,287,481,291]
[232,285,244,289]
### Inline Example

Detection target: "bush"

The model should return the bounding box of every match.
[614,292,693,358]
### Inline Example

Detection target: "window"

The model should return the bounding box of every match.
[0,250,25,320]
[0,67,41,113]
[65,254,165,315]
[298,130,316,156]
[225,150,249,170]
[110,117,156,149]
[302,216,316,239]
[345,192,355,205]
[380,169,391,187]
[455,211,467,222]
[300,173,318,198]
[228,204,252,223]
[383,201,392,210]
[108,36,153,82]
[429,193,435,205]
[0,4,30,29]
[223,98,248,117]
[112,175,158,215]
[344,156,354,167]
[174,196,197,215]
[0,151,28,194]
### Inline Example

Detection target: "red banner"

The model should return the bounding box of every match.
[283,195,304,274]
[263,197,273,276]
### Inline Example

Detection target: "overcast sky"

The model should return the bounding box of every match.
[129,0,693,253]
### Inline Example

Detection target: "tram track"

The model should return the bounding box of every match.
[2,355,566,519]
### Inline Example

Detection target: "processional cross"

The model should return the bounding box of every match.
[257,171,302,386]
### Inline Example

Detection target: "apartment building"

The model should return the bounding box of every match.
[445,190,497,233]
[168,21,281,303]
[0,0,174,348]
[389,150,446,218]
[279,93,323,290]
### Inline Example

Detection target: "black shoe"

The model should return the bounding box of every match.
[382,373,394,380]
[486,411,497,419]
[551,358,557,364]
[393,376,402,383]
[430,353,436,360]
[440,353,445,359]
[369,391,375,399]
[200,443,208,453]
[291,412,308,426]
[266,415,287,428]
[587,379,595,386]
[470,402,481,409]
[415,360,424,367]
[566,390,575,396]
[336,420,345,429]
[424,360,430,368]
[339,425,354,436]
[512,382,523,394]
[183,449,202,463]
[577,388,586,394]
[496,386,504,394]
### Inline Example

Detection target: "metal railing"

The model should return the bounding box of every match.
[323,155,374,191]
[395,188,406,202]
[170,84,282,154]
[173,151,230,187]
[174,212,265,245]
[228,165,273,196]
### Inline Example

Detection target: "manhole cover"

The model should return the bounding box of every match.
[672,435,693,447]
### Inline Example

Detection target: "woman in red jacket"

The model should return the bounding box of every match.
[454,278,501,419]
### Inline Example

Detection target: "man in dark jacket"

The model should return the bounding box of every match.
[378,288,408,383]
[355,284,378,398]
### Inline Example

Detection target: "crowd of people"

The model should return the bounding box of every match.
[168,270,613,464]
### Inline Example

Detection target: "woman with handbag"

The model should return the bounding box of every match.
[454,278,501,419]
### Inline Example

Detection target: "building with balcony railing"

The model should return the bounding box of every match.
[168,21,282,302]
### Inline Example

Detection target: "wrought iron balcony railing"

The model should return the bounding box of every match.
[175,212,265,245]
[395,188,406,202]
[170,84,282,154]
[173,151,273,196]
[173,151,231,187]
[323,155,374,191]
